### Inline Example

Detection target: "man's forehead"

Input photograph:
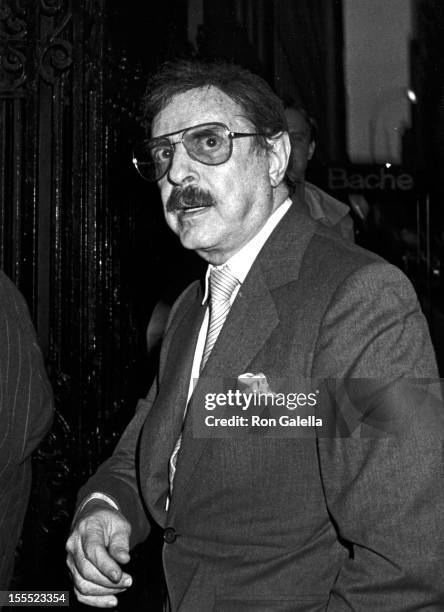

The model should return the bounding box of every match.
[152,86,247,137]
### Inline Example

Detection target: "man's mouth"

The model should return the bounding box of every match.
[178,204,211,215]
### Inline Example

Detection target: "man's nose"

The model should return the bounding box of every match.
[167,143,198,186]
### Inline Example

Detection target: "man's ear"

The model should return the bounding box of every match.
[267,132,291,187]
[308,140,316,160]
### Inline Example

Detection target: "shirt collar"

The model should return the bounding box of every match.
[202,197,292,304]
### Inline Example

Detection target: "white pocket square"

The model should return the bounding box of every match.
[237,372,275,395]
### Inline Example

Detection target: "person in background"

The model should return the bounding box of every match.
[0,270,54,591]
[285,103,355,241]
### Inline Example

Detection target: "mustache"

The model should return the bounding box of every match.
[166,186,216,213]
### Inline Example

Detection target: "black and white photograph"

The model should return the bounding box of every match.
[1,1,444,610]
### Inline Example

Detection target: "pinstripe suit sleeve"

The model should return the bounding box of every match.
[0,271,54,589]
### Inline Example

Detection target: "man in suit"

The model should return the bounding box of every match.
[0,271,54,590]
[284,103,355,242]
[66,60,443,610]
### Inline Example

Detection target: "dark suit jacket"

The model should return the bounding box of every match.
[0,271,54,589]
[79,204,443,611]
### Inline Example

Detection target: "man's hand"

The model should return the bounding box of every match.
[66,500,133,608]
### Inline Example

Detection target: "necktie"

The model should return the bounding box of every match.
[168,266,239,495]
[200,266,240,371]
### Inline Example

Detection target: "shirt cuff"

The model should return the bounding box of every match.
[77,492,119,515]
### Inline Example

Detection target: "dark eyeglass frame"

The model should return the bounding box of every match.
[132,122,266,182]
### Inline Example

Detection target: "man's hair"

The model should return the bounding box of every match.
[283,99,318,144]
[142,59,287,151]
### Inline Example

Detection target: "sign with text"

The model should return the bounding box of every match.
[308,164,424,195]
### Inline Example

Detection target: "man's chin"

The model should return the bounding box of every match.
[178,233,228,264]
[178,229,214,253]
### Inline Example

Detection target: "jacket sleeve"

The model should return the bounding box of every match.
[0,272,54,588]
[0,273,54,462]
[75,282,200,547]
[77,380,158,547]
[313,262,444,611]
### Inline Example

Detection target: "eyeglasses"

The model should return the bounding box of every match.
[132,122,265,182]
